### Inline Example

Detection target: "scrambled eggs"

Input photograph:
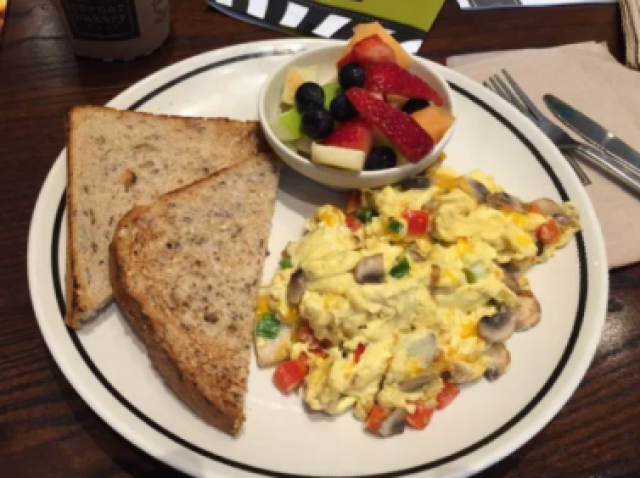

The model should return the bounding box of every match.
[254,165,580,437]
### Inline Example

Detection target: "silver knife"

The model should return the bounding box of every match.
[544,94,640,175]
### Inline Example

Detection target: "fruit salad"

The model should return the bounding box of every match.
[270,23,455,172]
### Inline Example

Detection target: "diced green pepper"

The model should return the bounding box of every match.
[256,313,280,339]
[463,268,477,284]
[464,262,486,284]
[355,207,378,224]
[390,258,410,279]
[389,219,404,235]
[280,255,293,269]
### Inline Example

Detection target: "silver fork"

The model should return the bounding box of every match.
[484,70,592,186]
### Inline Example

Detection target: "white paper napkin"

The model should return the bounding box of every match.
[448,42,640,269]
[621,0,640,69]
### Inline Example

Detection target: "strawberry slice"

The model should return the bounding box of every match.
[346,88,433,162]
[351,35,396,65]
[323,118,373,154]
[364,63,444,106]
[337,50,357,69]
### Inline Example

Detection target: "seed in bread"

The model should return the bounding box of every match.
[65,106,269,329]
[110,156,280,435]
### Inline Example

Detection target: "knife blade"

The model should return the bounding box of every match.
[544,94,640,174]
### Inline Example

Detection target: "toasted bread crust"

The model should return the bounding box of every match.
[64,106,268,328]
[110,234,239,433]
[109,156,280,435]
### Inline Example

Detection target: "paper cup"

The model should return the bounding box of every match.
[54,0,171,61]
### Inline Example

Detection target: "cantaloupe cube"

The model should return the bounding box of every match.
[282,65,318,106]
[411,106,455,143]
[342,22,412,69]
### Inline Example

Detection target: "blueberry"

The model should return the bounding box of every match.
[330,93,359,122]
[365,146,397,170]
[301,108,334,140]
[295,82,325,112]
[401,99,430,115]
[339,63,365,91]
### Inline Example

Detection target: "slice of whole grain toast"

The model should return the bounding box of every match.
[65,106,270,328]
[110,156,280,435]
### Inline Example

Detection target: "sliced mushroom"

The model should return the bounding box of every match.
[399,370,438,392]
[406,246,427,263]
[449,361,480,383]
[422,198,439,214]
[484,343,511,381]
[502,271,521,294]
[514,294,542,331]
[478,306,516,343]
[398,176,432,191]
[406,331,438,363]
[529,197,564,216]
[463,178,490,202]
[354,254,385,284]
[529,198,572,225]
[286,269,307,306]
[503,260,526,273]
[378,409,407,437]
[486,192,526,213]
[430,264,441,286]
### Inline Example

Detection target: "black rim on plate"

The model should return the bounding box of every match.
[49,47,588,478]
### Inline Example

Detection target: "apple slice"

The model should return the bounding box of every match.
[311,143,366,171]
[271,108,303,142]
[296,135,313,155]
[322,82,341,109]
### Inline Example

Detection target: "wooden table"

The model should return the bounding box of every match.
[1,1,639,476]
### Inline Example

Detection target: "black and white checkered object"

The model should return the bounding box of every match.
[208,0,427,53]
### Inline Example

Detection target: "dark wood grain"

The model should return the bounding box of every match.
[1,1,639,477]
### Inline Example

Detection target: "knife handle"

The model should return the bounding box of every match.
[575,143,640,196]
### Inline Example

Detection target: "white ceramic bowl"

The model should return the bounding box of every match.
[258,44,457,190]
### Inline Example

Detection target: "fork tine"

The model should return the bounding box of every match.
[484,78,510,105]
[486,77,509,101]
[491,76,528,115]
[483,80,501,98]
[487,77,531,118]
[501,69,548,122]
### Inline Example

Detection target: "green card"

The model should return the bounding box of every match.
[207,0,447,53]
[314,0,446,32]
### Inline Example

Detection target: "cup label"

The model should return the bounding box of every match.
[60,0,140,41]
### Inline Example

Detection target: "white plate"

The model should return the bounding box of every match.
[27,39,608,478]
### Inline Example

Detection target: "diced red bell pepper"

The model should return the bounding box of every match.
[354,343,366,364]
[406,401,435,430]
[403,209,429,236]
[346,214,362,233]
[365,404,389,434]
[527,203,542,214]
[312,349,328,359]
[536,219,561,244]
[297,322,315,343]
[346,190,362,214]
[436,381,460,410]
[273,358,309,395]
